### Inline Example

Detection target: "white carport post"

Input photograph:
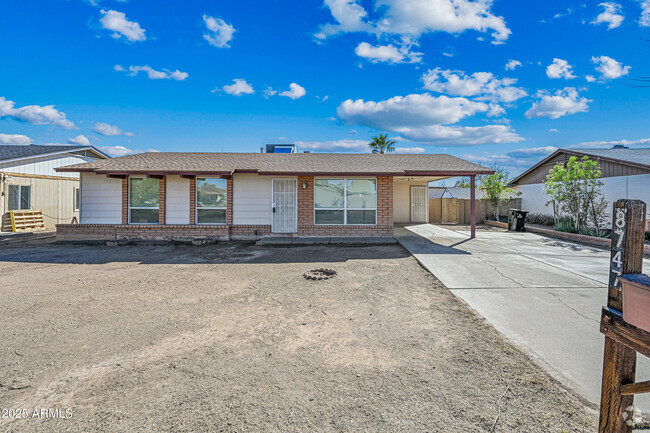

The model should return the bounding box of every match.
[470,175,476,239]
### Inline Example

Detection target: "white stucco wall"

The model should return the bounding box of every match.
[514,173,650,219]
[393,177,429,224]
[166,175,190,224]
[80,172,123,224]
[232,173,272,225]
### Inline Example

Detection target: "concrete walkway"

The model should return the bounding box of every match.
[394,224,650,412]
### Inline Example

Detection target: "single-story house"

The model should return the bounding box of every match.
[509,146,650,220]
[55,152,493,240]
[1,144,108,231]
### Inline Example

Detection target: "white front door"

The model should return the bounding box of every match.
[410,186,428,223]
[272,179,297,233]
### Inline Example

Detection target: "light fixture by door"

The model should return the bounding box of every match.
[302,180,308,189]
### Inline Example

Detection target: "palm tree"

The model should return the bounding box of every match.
[368,134,396,154]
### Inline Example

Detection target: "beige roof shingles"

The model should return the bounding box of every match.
[56,152,493,176]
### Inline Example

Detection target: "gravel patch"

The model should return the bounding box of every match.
[0,242,596,432]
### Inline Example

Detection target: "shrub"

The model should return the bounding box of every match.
[554,217,576,233]
[526,213,555,226]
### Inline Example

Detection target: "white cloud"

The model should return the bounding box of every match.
[546,58,576,79]
[525,88,591,119]
[553,7,574,20]
[375,0,511,43]
[114,64,188,80]
[315,0,510,44]
[505,59,522,71]
[391,124,524,145]
[393,147,426,154]
[592,2,624,29]
[279,83,306,99]
[322,95,329,102]
[263,87,277,98]
[421,68,527,103]
[295,138,425,154]
[0,97,76,129]
[568,137,650,148]
[354,41,422,63]
[296,139,371,153]
[640,0,650,26]
[591,55,630,79]
[202,15,235,48]
[338,93,488,128]
[487,103,506,117]
[98,145,154,157]
[314,0,374,39]
[100,9,146,42]
[506,146,558,159]
[68,135,91,146]
[461,146,558,174]
[221,79,254,96]
[0,133,31,145]
[93,122,134,136]
[336,93,523,145]
[585,75,596,82]
[549,128,560,133]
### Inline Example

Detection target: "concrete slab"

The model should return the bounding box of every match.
[329,237,367,245]
[291,237,330,245]
[364,237,398,244]
[395,224,650,412]
[256,237,295,245]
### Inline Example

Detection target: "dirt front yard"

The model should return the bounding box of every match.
[0,241,596,432]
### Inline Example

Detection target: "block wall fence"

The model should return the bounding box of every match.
[57,175,394,240]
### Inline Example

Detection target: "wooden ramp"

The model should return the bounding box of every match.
[8,210,46,232]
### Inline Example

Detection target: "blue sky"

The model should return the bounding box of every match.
[1,0,650,175]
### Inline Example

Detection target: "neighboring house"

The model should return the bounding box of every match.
[509,147,650,220]
[55,152,493,240]
[0,145,109,231]
[441,187,486,200]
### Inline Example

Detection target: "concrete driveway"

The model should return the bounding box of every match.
[395,224,650,413]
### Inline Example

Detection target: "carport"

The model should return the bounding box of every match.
[393,172,488,239]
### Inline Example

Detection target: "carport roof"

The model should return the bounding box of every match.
[56,152,494,177]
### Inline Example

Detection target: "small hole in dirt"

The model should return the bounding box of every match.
[303,269,337,280]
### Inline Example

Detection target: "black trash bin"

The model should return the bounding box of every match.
[507,209,529,232]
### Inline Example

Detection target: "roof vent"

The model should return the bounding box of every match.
[612,144,629,149]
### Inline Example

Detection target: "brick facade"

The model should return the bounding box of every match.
[56,224,271,241]
[121,177,128,225]
[158,176,166,225]
[189,177,196,224]
[296,176,393,237]
[59,175,395,241]
[226,177,233,225]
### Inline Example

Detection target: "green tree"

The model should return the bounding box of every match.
[542,156,604,232]
[368,134,396,154]
[454,177,471,188]
[477,167,520,220]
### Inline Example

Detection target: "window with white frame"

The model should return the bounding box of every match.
[196,177,227,224]
[314,178,377,225]
[8,185,31,211]
[129,177,159,224]
[74,187,80,211]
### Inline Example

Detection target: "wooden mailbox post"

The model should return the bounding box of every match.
[599,199,648,432]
